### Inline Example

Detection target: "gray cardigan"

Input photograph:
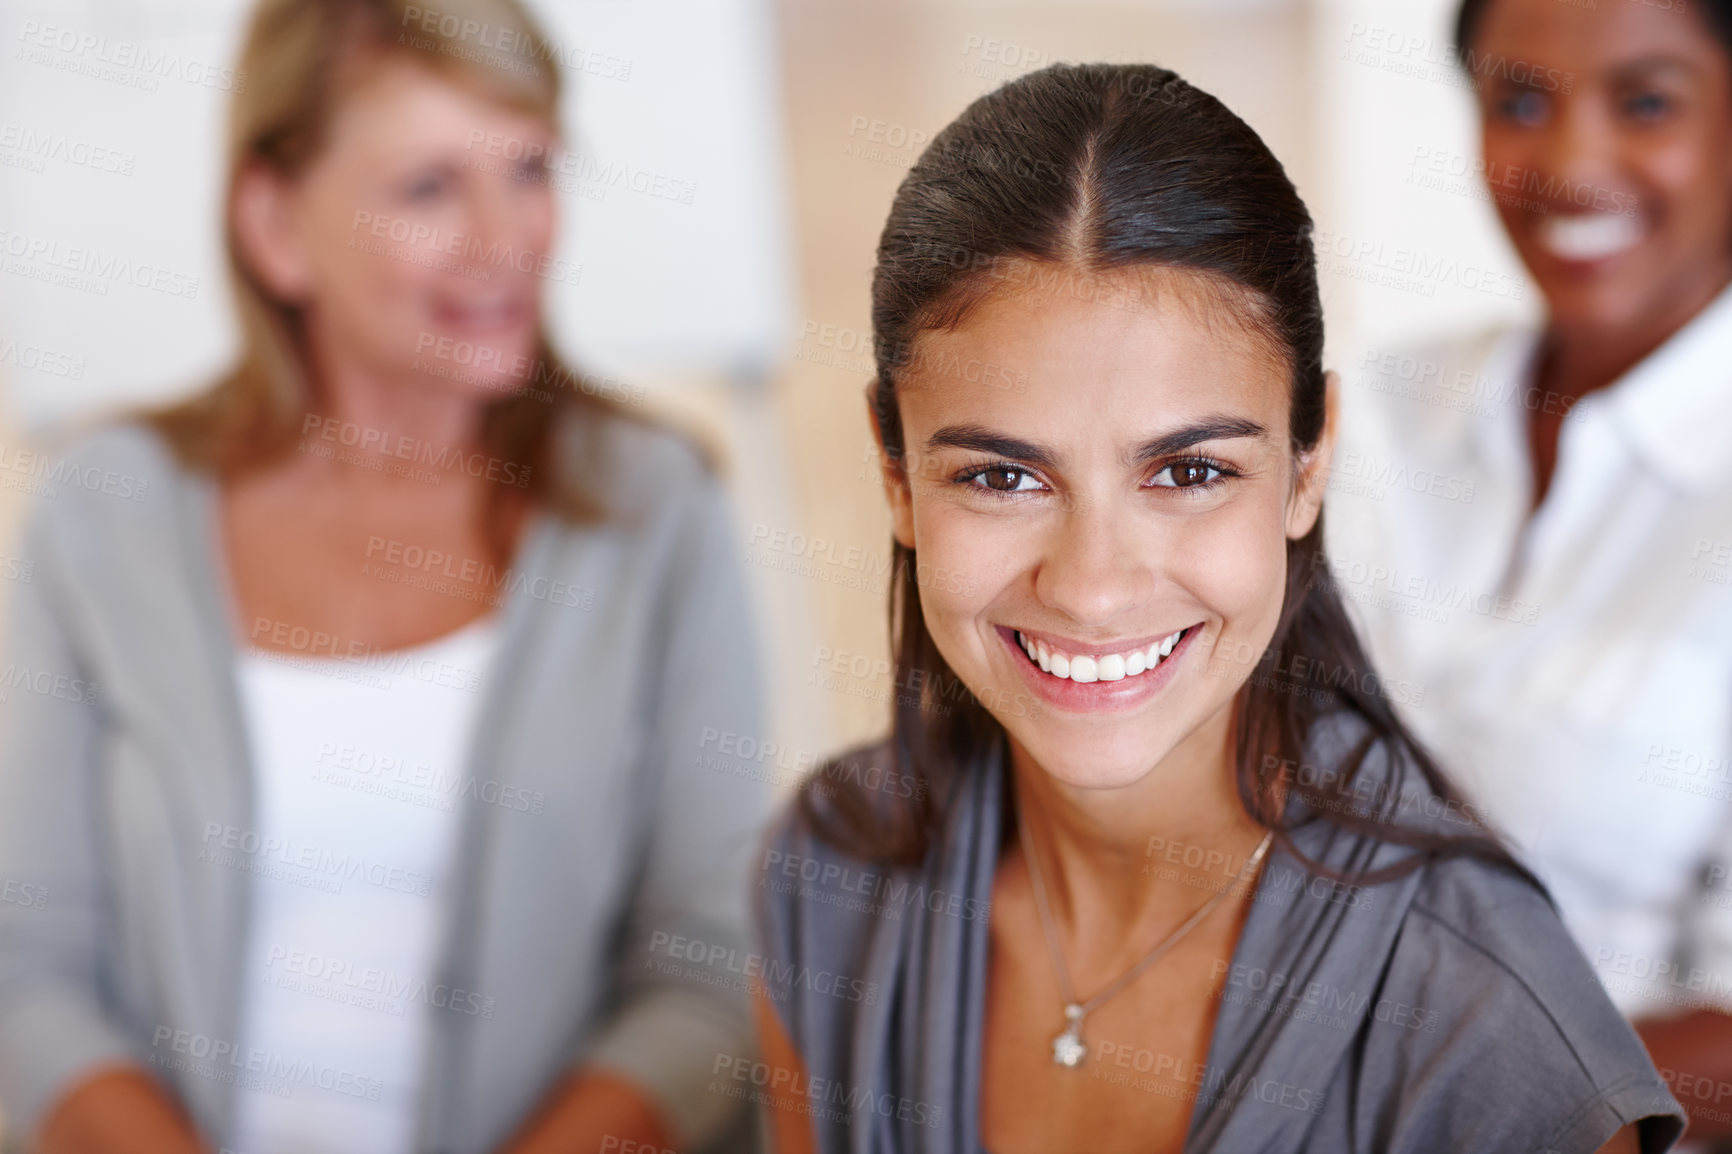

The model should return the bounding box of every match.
[0,415,771,1152]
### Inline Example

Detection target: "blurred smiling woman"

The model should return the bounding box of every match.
[1327,0,1732,1141]
[754,64,1683,1154]
[0,2,768,1152]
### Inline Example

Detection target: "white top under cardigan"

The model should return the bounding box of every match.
[228,615,499,1154]
[1327,282,1732,1022]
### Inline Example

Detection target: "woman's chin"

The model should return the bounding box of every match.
[1015,739,1167,793]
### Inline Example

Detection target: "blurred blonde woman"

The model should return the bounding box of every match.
[0,2,768,1152]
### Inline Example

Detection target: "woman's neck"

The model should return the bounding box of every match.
[1007,705,1268,938]
[297,306,495,457]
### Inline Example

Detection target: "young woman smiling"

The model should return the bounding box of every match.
[753,64,1683,1154]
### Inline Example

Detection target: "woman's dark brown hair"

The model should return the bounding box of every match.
[801,62,1519,883]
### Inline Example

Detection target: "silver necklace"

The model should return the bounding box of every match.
[1018,813,1275,1068]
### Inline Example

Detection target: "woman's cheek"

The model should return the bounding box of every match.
[1180,502,1288,677]
[910,499,1020,672]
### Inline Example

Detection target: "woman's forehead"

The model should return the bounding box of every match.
[897,267,1292,426]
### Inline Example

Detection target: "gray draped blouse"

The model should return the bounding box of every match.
[755,716,1686,1153]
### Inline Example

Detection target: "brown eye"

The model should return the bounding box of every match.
[1149,460,1226,490]
[964,466,1039,494]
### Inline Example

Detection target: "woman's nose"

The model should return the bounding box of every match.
[461,179,523,268]
[1031,494,1149,630]
[1530,99,1623,211]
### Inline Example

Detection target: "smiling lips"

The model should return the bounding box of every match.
[1536,212,1646,263]
[1014,627,1189,684]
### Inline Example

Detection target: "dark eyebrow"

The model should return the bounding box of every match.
[1608,57,1700,85]
[1130,417,1268,464]
[923,416,1268,470]
[925,424,1060,470]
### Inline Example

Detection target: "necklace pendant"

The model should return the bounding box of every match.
[1052,1003,1087,1068]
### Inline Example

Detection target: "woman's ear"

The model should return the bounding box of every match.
[230,160,313,302]
[866,382,916,551]
[1285,370,1339,540]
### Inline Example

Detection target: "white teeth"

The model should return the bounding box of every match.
[1015,628,1188,684]
[1538,213,1644,262]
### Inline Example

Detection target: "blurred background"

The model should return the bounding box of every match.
[0,0,1533,801]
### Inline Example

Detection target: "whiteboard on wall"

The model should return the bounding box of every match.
[0,0,796,431]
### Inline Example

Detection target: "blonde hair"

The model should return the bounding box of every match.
[150,0,629,524]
